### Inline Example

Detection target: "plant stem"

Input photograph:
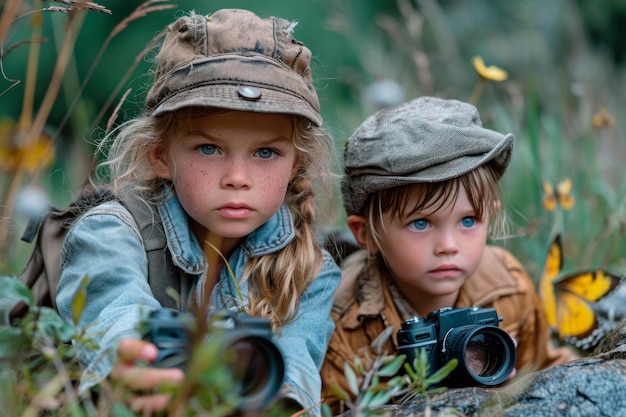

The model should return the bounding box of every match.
[0,0,22,44]
[469,78,485,105]
[26,9,86,181]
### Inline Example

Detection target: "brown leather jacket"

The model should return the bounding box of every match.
[321,246,579,415]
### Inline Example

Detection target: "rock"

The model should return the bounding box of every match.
[340,320,626,417]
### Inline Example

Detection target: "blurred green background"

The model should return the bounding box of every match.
[1,0,625,283]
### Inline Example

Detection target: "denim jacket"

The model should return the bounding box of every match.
[56,193,340,415]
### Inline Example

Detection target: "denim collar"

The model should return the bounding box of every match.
[158,193,295,275]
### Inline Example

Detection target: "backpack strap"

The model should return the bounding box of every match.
[120,194,181,311]
[3,190,183,326]
[3,190,118,323]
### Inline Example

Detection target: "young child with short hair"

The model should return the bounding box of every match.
[55,9,340,416]
[321,96,578,414]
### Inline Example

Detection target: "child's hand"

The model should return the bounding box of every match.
[111,338,185,414]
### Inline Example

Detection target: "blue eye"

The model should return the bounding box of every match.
[199,144,217,155]
[257,148,275,159]
[411,219,429,231]
[461,217,476,228]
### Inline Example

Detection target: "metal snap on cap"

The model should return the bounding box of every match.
[237,85,262,101]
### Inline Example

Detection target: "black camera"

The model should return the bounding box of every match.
[397,306,516,387]
[141,308,285,412]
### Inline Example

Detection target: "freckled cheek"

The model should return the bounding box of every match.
[257,172,291,209]
[174,164,218,192]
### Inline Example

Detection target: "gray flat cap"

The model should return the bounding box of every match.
[342,96,514,215]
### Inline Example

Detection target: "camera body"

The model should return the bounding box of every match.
[397,306,516,387]
[141,308,285,412]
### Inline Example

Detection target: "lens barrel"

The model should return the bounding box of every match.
[222,332,285,411]
[441,325,516,386]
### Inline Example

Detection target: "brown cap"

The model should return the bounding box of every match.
[145,9,322,125]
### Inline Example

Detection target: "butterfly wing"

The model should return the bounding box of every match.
[555,271,621,303]
[541,181,557,211]
[554,289,610,351]
[538,234,623,350]
[554,289,597,340]
[556,178,575,210]
[553,267,622,348]
[539,234,563,329]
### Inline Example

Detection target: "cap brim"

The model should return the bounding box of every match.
[148,54,322,126]
[151,83,322,126]
[362,133,513,189]
[343,133,514,214]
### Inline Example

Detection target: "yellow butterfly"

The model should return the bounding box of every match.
[539,234,622,350]
[542,178,574,211]
[592,106,615,130]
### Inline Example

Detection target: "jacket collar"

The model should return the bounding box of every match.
[337,251,388,329]
[158,192,295,275]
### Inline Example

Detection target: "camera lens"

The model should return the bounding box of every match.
[226,334,285,411]
[464,333,503,376]
[442,325,516,386]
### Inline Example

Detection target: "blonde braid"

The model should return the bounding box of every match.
[246,117,335,328]
[246,173,322,328]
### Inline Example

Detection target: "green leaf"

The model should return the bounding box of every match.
[71,275,89,325]
[0,276,34,305]
[372,374,380,387]
[330,384,352,402]
[426,358,458,385]
[367,390,392,408]
[418,349,431,371]
[0,327,29,359]
[35,307,77,342]
[165,286,181,307]
[111,402,136,417]
[362,350,373,368]
[376,355,405,377]
[361,389,374,406]
[370,325,394,354]
[380,353,398,363]
[386,375,407,389]
[367,382,384,393]
[354,355,364,373]
[427,386,449,396]
[403,361,417,379]
[344,361,359,395]
[321,403,334,417]
[66,399,88,417]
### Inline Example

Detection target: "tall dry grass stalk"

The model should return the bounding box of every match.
[0,0,175,265]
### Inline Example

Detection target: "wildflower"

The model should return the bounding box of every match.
[469,56,508,105]
[472,56,508,81]
[542,178,575,211]
[0,118,55,174]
